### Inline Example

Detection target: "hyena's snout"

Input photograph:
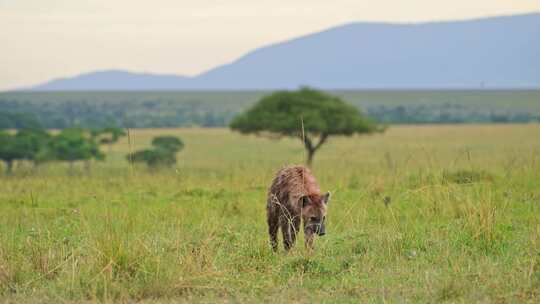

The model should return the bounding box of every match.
[314,221,326,236]
[317,222,326,236]
[307,220,326,236]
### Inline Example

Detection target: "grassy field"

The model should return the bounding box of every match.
[1,124,540,302]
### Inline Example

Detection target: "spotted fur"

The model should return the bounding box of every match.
[266,165,330,251]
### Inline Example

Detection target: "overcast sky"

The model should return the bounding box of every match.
[1,0,539,90]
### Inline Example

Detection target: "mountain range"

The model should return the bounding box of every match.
[26,13,540,91]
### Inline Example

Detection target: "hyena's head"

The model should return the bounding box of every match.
[301,192,331,244]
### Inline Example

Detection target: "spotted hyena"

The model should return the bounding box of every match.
[267,165,330,251]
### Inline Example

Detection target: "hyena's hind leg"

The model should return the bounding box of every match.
[281,216,300,251]
[267,199,280,252]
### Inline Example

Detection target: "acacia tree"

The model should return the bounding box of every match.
[0,128,51,173]
[127,136,184,169]
[0,131,18,173]
[15,128,51,167]
[129,148,177,168]
[230,88,383,166]
[151,136,184,153]
[48,128,105,173]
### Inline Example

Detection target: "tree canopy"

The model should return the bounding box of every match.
[0,131,19,173]
[0,129,52,173]
[151,136,184,153]
[129,149,177,168]
[127,135,184,169]
[48,128,104,164]
[230,88,382,165]
[14,128,51,161]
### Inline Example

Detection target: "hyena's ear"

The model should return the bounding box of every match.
[322,191,331,205]
[301,196,311,208]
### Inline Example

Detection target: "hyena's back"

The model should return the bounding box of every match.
[267,165,321,212]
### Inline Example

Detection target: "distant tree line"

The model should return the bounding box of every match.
[367,104,540,124]
[0,125,185,174]
[0,112,42,129]
[1,91,539,129]
[0,93,237,129]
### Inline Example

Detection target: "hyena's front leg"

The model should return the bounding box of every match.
[303,222,315,250]
[290,217,301,248]
[267,203,279,252]
[281,216,300,251]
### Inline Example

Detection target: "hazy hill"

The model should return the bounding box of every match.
[27,13,540,91]
[28,70,190,91]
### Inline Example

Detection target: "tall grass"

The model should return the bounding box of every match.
[0,124,539,302]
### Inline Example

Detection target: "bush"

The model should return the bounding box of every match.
[127,136,184,168]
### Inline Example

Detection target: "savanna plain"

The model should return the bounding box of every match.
[1,124,539,303]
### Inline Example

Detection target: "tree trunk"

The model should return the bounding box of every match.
[84,160,91,173]
[69,161,75,175]
[306,148,315,167]
[301,134,328,167]
[5,160,13,175]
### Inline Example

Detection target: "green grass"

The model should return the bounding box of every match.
[1,124,540,302]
